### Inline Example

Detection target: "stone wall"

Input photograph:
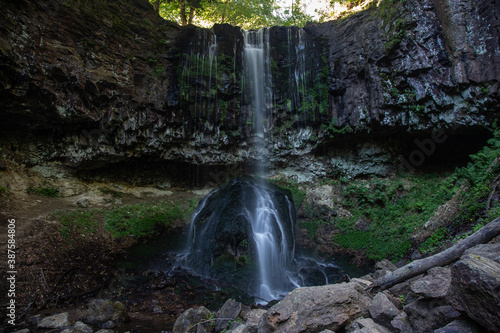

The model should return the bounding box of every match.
[0,0,498,182]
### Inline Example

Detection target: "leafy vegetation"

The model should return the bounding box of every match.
[52,209,100,239]
[451,123,500,226]
[269,176,306,208]
[331,123,500,261]
[29,186,60,198]
[152,0,316,28]
[0,185,8,194]
[105,202,187,238]
[334,174,455,261]
[51,200,198,241]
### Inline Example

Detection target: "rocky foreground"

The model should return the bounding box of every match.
[12,241,500,333]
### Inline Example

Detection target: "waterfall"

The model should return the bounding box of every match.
[170,27,344,305]
[242,29,273,173]
[246,179,298,303]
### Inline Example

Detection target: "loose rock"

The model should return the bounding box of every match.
[38,312,74,329]
[258,281,371,332]
[450,255,500,333]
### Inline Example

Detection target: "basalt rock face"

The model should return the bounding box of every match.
[0,0,499,182]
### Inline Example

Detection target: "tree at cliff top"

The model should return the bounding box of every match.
[150,0,315,28]
[152,0,213,26]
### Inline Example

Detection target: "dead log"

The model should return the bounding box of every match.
[369,217,500,291]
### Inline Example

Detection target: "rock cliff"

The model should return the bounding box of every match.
[1,0,499,183]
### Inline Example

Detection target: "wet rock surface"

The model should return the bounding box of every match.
[1,0,499,181]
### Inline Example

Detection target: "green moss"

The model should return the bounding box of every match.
[334,174,455,261]
[268,176,306,209]
[52,209,100,239]
[29,186,60,198]
[299,220,322,238]
[104,201,189,238]
[51,200,197,241]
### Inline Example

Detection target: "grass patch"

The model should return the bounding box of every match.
[334,123,500,261]
[334,174,456,261]
[268,176,306,209]
[104,202,188,238]
[29,186,60,197]
[298,220,323,238]
[50,200,198,241]
[52,209,101,239]
[0,185,8,194]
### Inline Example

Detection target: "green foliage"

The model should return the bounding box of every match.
[104,202,187,238]
[334,174,455,261]
[455,126,500,187]
[451,123,500,225]
[52,210,100,239]
[419,227,447,254]
[152,0,324,28]
[321,118,353,139]
[100,188,123,198]
[0,186,8,194]
[269,177,306,209]
[299,220,322,238]
[29,186,60,198]
[335,124,500,261]
[52,200,197,241]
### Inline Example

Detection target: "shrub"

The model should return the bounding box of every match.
[334,174,455,261]
[104,202,187,238]
[30,186,60,197]
[52,209,100,239]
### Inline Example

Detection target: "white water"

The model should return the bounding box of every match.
[245,181,298,303]
[172,29,345,305]
[243,30,300,303]
[243,29,273,173]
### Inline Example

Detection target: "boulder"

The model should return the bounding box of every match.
[410,267,451,299]
[404,299,460,333]
[73,321,93,333]
[367,292,400,328]
[38,312,74,329]
[390,312,413,333]
[450,254,500,333]
[347,318,392,333]
[86,299,128,325]
[434,319,483,333]
[227,325,250,333]
[464,243,500,264]
[215,299,244,332]
[240,308,266,333]
[374,259,398,272]
[258,281,371,332]
[173,306,214,333]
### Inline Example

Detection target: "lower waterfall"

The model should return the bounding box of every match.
[177,177,344,304]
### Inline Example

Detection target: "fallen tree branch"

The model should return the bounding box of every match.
[369,217,500,291]
[187,317,237,332]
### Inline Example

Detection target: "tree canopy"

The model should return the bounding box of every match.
[149,0,319,29]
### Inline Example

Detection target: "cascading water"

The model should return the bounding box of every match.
[170,27,346,305]
[247,180,297,302]
[242,29,273,172]
[176,177,345,304]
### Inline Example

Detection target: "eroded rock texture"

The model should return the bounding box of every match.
[1,0,499,182]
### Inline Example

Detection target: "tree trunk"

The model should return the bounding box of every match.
[180,0,188,26]
[155,0,160,14]
[369,217,500,291]
[220,0,228,23]
[188,7,195,25]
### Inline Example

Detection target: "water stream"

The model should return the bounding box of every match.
[159,28,351,305]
